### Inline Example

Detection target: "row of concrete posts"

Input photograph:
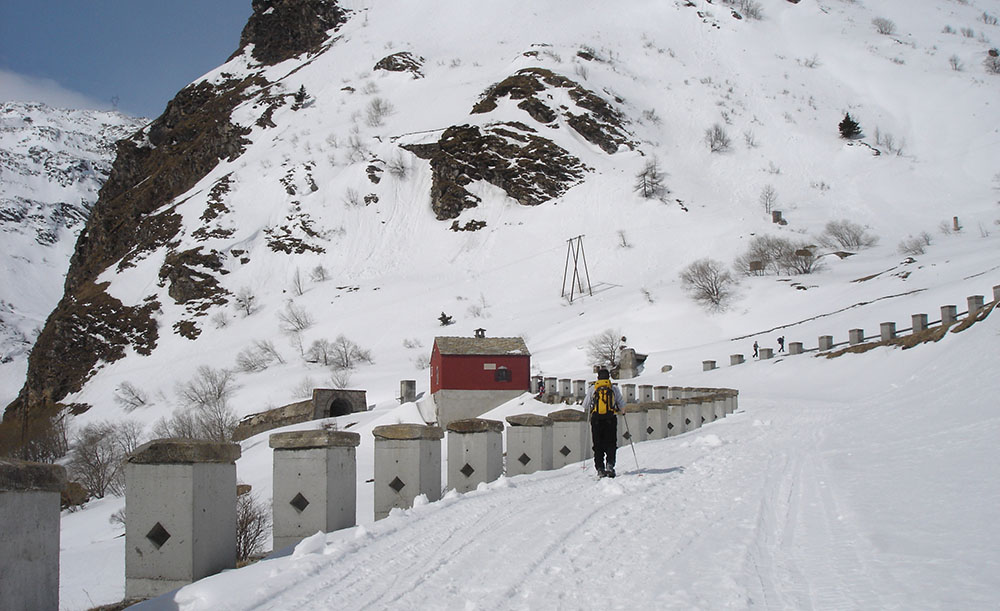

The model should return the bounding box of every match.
[0,386,738,608]
[704,287,999,370]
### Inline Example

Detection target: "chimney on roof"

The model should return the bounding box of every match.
[474,328,486,338]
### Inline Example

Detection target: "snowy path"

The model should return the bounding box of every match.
[149,392,995,610]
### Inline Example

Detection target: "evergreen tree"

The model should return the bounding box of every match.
[839,112,861,139]
[292,85,309,110]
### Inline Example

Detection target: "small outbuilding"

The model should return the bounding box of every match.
[430,329,531,426]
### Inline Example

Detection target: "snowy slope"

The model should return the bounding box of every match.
[33,0,1000,607]
[0,102,144,402]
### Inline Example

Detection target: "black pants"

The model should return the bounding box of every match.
[591,415,617,470]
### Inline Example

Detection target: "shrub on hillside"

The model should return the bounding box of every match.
[680,258,738,311]
[817,219,879,250]
[872,17,897,35]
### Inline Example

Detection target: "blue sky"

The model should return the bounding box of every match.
[0,1,252,118]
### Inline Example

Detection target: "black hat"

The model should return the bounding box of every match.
[597,368,610,380]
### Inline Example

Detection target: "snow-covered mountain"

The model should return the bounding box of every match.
[3,0,999,606]
[8,0,999,430]
[0,102,145,405]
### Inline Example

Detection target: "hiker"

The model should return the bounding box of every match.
[777,336,785,352]
[582,367,625,478]
[753,341,759,358]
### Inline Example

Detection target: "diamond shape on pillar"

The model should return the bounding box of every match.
[623,431,631,440]
[518,453,531,466]
[667,422,674,430]
[685,418,692,425]
[460,463,475,478]
[559,445,571,457]
[290,492,310,513]
[646,426,654,435]
[389,476,406,492]
[146,522,171,549]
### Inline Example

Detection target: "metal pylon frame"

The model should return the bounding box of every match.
[561,235,593,303]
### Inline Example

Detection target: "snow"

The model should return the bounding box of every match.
[124,313,1000,609]
[0,0,993,607]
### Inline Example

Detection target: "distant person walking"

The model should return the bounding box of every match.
[582,368,624,478]
[777,336,785,353]
[753,341,759,359]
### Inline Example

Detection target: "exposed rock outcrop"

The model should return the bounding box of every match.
[405,122,587,221]
[235,0,349,66]
[472,68,633,154]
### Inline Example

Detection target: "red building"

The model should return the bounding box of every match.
[430,330,531,394]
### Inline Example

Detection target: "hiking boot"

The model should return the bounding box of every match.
[606,466,616,478]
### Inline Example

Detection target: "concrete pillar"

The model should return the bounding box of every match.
[697,397,716,424]
[644,404,669,440]
[573,380,587,401]
[993,285,1000,304]
[373,424,443,520]
[702,360,717,371]
[818,335,834,351]
[446,419,503,493]
[661,400,686,437]
[621,383,636,404]
[880,322,896,341]
[759,347,774,359]
[967,295,985,317]
[620,404,648,446]
[653,386,670,402]
[730,354,745,365]
[712,395,727,420]
[849,328,865,345]
[125,439,240,600]
[0,459,66,611]
[543,377,557,400]
[682,401,701,432]
[638,384,653,403]
[400,380,416,404]
[548,409,591,468]
[941,305,958,326]
[530,376,541,394]
[788,342,803,355]
[558,378,572,400]
[270,431,359,550]
[505,414,554,477]
[912,314,928,333]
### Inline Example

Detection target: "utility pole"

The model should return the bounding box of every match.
[561,235,592,304]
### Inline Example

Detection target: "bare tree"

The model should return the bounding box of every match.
[633,158,667,199]
[329,368,353,389]
[330,334,373,370]
[236,490,271,562]
[114,381,148,411]
[254,339,285,364]
[306,338,335,365]
[366,97,395,127]
[278,302,314,333]
[705,124,732,153]
[872,17,897,35]
[309,265,329,282]
[236,346,272,372]
[586,329,622,368]
[817,219,879,250]
[680,258,738,310]
[291,268,305,296]
[234,286,256,317]
[67,420,145,498]
[175,366,239,442]
[759,184,777,215]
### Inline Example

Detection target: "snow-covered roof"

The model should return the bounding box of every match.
[434,336,530,357]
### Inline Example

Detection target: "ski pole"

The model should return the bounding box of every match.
[620,410,639,470]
